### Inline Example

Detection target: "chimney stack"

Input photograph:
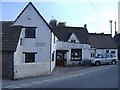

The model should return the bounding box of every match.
[84,24,87,29]
[109,20,112,37]
[114,21,117,35]
[49,19,57,28]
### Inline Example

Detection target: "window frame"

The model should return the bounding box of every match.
[71,49,82,61]
[106,50,109,53]
[25,27,37,38]
[111,51,115,54]
[71,40,76,43]
[52,51,55,61]
[23,52,37,63]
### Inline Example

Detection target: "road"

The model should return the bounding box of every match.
[2,63,119,89]
[29,64,118,88]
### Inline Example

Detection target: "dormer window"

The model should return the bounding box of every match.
[25,27,36,38]
[71,40,76,43]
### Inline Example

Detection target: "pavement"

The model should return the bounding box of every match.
[2,64,92,88]
[2,62,119,88]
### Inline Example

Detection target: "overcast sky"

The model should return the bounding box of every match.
[1,0,119,36]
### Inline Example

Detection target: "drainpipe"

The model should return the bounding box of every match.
[49,31,52,74]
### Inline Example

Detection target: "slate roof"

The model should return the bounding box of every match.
[52,26,90,44]
[113,33,120,46]
[1,21,22,51]
[89,33,117,49]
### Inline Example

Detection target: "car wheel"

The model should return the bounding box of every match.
[111,60,116,65]
[95,61,100,66]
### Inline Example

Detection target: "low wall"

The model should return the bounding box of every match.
[14,62,50,79]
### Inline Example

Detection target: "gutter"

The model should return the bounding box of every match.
[49,31,52,74]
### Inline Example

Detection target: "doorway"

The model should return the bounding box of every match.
[56,50,68,66]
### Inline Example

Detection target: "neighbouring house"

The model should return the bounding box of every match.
[1,21,22,79]
[1,2,56,79]
[89,33,118,59]
[50,20,90,66]
[114,33,120,60]
[114,33,120,46]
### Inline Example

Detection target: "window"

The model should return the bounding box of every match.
[71,49,82,61]
[54,34,55,43]
[52,51,55,61]
[91,53,95,57]
[24,53,36,63]
[106,50,109,53]
[25,27,36,38]
[111,51,115,54]
[71,40,76,43]
[20,38,22,46]
[57,52,63,60]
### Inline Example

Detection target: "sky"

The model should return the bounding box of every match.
[0,0,119,36]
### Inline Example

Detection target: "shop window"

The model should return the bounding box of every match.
[71,49,82,61]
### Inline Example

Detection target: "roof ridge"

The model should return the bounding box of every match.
[14,2,52,32]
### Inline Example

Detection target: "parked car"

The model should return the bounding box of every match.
[90,54,118,66]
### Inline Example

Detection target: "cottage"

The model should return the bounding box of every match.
[2,2,56,79]
[50,21,90,66]
[89,33,118,59]
[1,21,22,79]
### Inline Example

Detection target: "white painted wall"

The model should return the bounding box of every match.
[56,41,90,50]
[13,3,55,79]
[50,33,56,72]
[90,48,118,59]
[14,62,50,79]
[68,33,80,43]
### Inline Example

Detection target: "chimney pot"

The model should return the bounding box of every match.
[84,24,87,28]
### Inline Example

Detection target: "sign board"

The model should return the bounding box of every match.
[35,42,46,47]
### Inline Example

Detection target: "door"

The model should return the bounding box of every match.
[56,51,65,66]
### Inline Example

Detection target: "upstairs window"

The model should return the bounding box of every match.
[71,40,76,43]
[25,27,36,38]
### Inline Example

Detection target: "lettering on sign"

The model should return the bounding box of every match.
[35,42,46,47]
